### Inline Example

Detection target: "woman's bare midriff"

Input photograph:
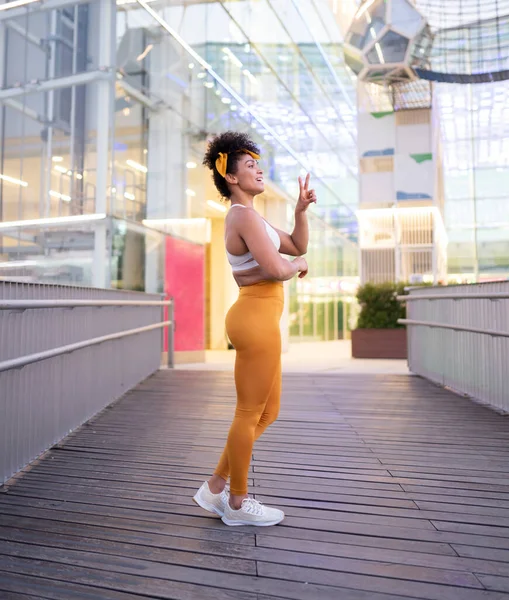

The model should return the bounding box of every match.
[233,265,278,288]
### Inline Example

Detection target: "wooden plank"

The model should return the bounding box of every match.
[0,572,145,600]
[2,370,509,600]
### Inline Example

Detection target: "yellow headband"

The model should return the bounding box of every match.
[215,149,260,178]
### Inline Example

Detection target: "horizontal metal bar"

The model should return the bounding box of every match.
[0,0,90,22]
[0,320,172,373]
[0,70,111,101]
[117,77,160,111]
[0,299,172,310]
[399,319,509,338]
[398,293,509,301]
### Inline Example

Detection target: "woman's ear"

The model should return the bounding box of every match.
[225,173,237,185]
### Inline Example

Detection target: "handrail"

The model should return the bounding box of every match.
[0,296,175,370]
[398,293,509,301]
[0,299,172,309]
[398,318,509,338]
[0,320,173,373]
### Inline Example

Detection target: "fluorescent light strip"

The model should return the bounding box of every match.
[207,200,227,213]
[222,47,243,68]
[126,159,148,174]
[143,218,207,225]
[136,44,153,62]
[0,0,40,11]
[124,192,136,200]
[375,43,385,64]
[54,165,68,174]
[49,190,71,202]
[356,0,376,20]
[0,260,37,268]
[0,213,107,230]
[0,173,28,187]
[243,69,258,85]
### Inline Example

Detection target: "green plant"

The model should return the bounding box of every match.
[356,282,413,329]
[356,281,436,329]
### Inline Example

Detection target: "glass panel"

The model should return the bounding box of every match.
[390,0,424,38]
[477,228,509,275]
[474,168,509,198]
[377,30,409,63]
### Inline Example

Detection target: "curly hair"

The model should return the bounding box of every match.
[203,131,260,199]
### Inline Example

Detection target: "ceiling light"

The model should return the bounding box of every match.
[54,165,67,174]
[0,0,40,11]
[136,44,153,62]
[52,156,63,163]
[185,189,196,197]
[49,190,71,202]
[188,63,195,69]
[207,200,227,213]
[124,192,135,201]
[76,173,83,180]
[204,82,214,89]
[126,159,148,174]
[197,72,206,79]
[0,173,28,187]
[0,260,37,269]
[222,47,243,68]
[375,43,385,64]
[0,213,107,230]
[221,97,232,104]
[243,69,258,85]
[356,0,376,20]
[186,162,197,169]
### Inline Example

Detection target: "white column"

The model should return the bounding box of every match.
[93,0,115,288]
[146,37,188,220]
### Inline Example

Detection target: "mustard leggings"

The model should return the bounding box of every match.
[214,281,284,496]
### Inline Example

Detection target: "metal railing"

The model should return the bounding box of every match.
[398,282,509,413]
[0,281,174,485]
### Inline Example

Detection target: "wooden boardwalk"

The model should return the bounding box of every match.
[1,370,509,600]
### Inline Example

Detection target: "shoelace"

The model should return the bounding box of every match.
[241,498,265,516]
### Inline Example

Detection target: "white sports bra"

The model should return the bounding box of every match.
[225,204,281,273]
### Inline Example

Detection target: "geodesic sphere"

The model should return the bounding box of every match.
[344,0,432,85]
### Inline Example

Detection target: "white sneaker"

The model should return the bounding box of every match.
[222,498,285,527]
[193,481,229,517]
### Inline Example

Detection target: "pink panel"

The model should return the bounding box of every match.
[164,236,205,352]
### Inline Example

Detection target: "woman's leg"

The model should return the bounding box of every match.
[212,359,281,488]
[223,341,280,500]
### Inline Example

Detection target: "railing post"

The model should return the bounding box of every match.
[168,297,175,369]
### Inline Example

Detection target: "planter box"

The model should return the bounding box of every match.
[352,328,407,359]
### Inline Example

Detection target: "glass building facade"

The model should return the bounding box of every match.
[435,81,509,282]
[1,0,508,351]
[0,0,360,349]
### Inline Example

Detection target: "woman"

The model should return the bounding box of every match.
[193,131,316,526]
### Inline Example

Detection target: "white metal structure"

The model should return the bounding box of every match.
[400,282,509,413]
[344,0,432,85]
[358,206,447,283]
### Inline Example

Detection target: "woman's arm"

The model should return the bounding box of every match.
[236,210,306,281]
[274,173,317,257]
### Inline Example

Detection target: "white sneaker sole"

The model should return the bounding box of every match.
[221,515,284,527]
[192,493,224,517]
